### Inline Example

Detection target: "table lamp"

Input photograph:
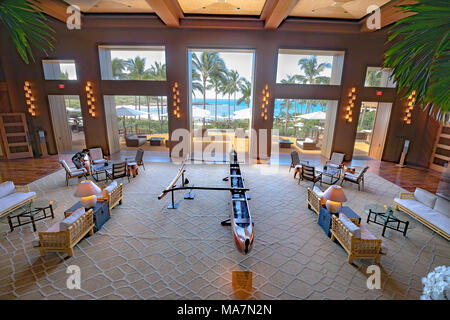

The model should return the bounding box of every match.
[323,185,347,213]
[74,180,102,208]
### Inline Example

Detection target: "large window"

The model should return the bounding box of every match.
[42,60,77,80]
[272,98,338,155]
[99,46,166,80]
[364,67,396,88]
[188,49,255,156]
[103,95,168,152]
[276,49,345,85]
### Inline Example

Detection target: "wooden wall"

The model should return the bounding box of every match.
[0,15,439,167]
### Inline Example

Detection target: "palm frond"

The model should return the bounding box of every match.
[384,0,450,120]
[0,0,54,64]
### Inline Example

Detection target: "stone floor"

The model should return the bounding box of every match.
[0,162,448,300]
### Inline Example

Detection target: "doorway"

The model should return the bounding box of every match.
[353,101,392,160]
[48,95,85,153]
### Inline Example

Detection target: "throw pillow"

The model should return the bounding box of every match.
[312,186,327,206]
[414,188,437,208]
[60,207,86,231]
[339,213,361,238]
[102,180,118,198]
[434,197,450,218]
[0,181,15,198]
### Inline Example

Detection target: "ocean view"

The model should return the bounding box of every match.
[191,98,327,118]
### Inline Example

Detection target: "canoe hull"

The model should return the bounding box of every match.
[229,155,254,255]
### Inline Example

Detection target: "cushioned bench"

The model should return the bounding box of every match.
[0,181,36,219]
[394,188,449,241]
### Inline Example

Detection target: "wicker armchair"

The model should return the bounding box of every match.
[37,209,94,257]
[331,215,385,264]
[307,187,326,215]
[99,183,123,216]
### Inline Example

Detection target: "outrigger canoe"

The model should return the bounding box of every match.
[228,151,254,254]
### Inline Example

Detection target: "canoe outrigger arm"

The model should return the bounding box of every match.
[159,186,249,210]
[157,146,254,255]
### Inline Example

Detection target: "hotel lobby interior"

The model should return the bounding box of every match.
[0,0,449,303]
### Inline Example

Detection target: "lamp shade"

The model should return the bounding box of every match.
[323,185,347,202]
[74,180,101,197]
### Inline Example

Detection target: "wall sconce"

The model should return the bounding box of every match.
[403,90,416,125]
[24,81,36,116]
[261,84,269,121]
[172,82,181,119]
[85,81,96,117]
[345,87,356,123]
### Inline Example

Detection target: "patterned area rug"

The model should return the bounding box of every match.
[0,163,448,299]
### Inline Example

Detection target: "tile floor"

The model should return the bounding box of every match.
[0,162,448,299]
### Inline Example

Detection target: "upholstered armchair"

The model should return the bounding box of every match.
[60,160,87,186]
[35,208,94,257]
[126,148,145,171]
[98,181,123,216]
[326,152,345,170]
[89,147,108,165]
[331,214,385,264]
[341,166,369,191]
[299,165,322,187]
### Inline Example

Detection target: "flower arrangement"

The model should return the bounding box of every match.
[420,266,449,300]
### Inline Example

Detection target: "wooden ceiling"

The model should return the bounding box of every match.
[64,0,394,19]
[64,0,155,13]
[290,0,391,20]
[178,0,266,16]
[38,0,414,31]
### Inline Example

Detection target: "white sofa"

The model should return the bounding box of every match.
[394,188,450,241]
[0,181,36,218]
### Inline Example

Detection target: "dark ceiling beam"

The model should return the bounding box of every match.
[145,0,184,27]
[263,0,299,29]
[81,14,362,34]
[29,0,72,24]
[360,0,417,32]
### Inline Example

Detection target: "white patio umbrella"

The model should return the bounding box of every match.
[116,106,148,136]
[116,106,148,117]
[192,106,211,119]
[296,111,326,120]
[232,108,251,120]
